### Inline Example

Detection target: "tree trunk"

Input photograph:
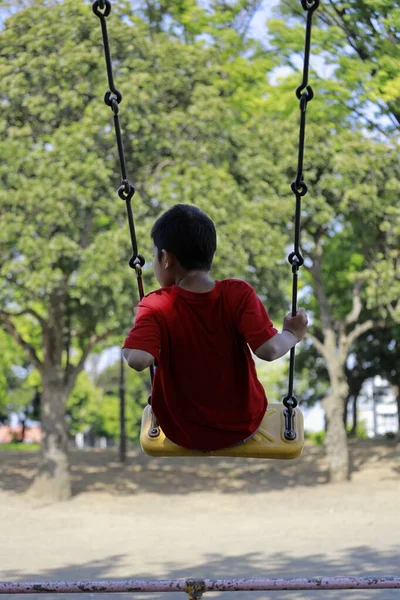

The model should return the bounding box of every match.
[343,395,350,429]
[20,417,26,442]
[323,378,350,482]
[308,248,373,482]
[396,389,400,442]
[119,350,126,463]
[351,393,358,436]
[29,373,71,501]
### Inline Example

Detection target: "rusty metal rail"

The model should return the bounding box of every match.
[1,577,400,597]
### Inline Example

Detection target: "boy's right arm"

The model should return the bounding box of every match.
[122,302,161,371]
[255,308,308,362]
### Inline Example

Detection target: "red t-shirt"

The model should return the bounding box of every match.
[123,279,278,451]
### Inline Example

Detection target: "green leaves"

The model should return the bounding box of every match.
[0,0,293,388]
[94,359,149,441]
[274,0,400,133]
[0,330,27,419]
[1,0,398,452]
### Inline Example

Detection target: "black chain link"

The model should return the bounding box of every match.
[283,0,319,441]
[92,0,143,271]
[93,0,155,392]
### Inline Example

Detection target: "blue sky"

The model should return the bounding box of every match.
[249,0,280,40]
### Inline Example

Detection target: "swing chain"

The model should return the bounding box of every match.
[283,0,319,441]
[94,0,317,443]
[92,0,144,274]
[93,0,158,435]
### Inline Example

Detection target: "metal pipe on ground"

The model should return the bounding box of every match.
[1,577,400,596]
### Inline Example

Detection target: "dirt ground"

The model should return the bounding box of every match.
[0,440,399,600]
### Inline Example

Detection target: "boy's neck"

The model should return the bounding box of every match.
[175,271,215,293]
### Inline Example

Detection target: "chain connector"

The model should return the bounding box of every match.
[283,395,298,441]
[283,409,297,441]
[118,180,135,201]
[129,254,145,270]
[283,395,298,410]
[301,0,320,11]
[92,0,111,18]
[291,180,308,196]
[104,88,122,107]
[148,408,161,438]
[288,251,304,271]
[296,84,314,102]
[149,426,160,437]
[185,580,206,600]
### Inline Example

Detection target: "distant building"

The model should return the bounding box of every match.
[74,430,110,449]
[0,425,41,444]
[358,377,398,438]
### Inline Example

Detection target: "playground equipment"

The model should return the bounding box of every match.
[1,576,400,597]
[92,0,319,458]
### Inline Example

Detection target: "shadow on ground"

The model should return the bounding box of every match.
[0,440,398,497]
[3,545,400,600]
[349,439,399,477]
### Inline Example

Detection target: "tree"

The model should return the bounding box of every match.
[265,0,400,481]
[270,0,400,134]
[0,0,289,499]
[0,0,138,499]
[255,115,399,480]
[306,134,399,479]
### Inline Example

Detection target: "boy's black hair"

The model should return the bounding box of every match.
[151,204,217,271]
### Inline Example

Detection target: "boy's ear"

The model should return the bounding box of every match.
[162,249,176,269]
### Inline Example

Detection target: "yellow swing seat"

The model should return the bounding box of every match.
[140,404,304,459]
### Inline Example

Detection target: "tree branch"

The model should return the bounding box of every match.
[327,1,370,60]
[5,273,40,300]
[388,301,399,323]
[343,280,363,326]
[307,332,329,361]
[66,331,111,383]
[346,319,374,349]
[341,100,391,137]
[0,312,43,369]
[151,159,173,182]
[0,307,46,328]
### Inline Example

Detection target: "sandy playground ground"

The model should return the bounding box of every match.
[0,440,399,600]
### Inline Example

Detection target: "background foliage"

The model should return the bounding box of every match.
[0,0,398,454]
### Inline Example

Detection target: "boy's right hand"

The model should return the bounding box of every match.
[283,307,308,342]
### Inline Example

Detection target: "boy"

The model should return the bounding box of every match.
[123,204,308,451]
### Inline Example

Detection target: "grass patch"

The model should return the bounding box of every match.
[0,442,39,451]
[305,431,325,445]
[306,423,369,445]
